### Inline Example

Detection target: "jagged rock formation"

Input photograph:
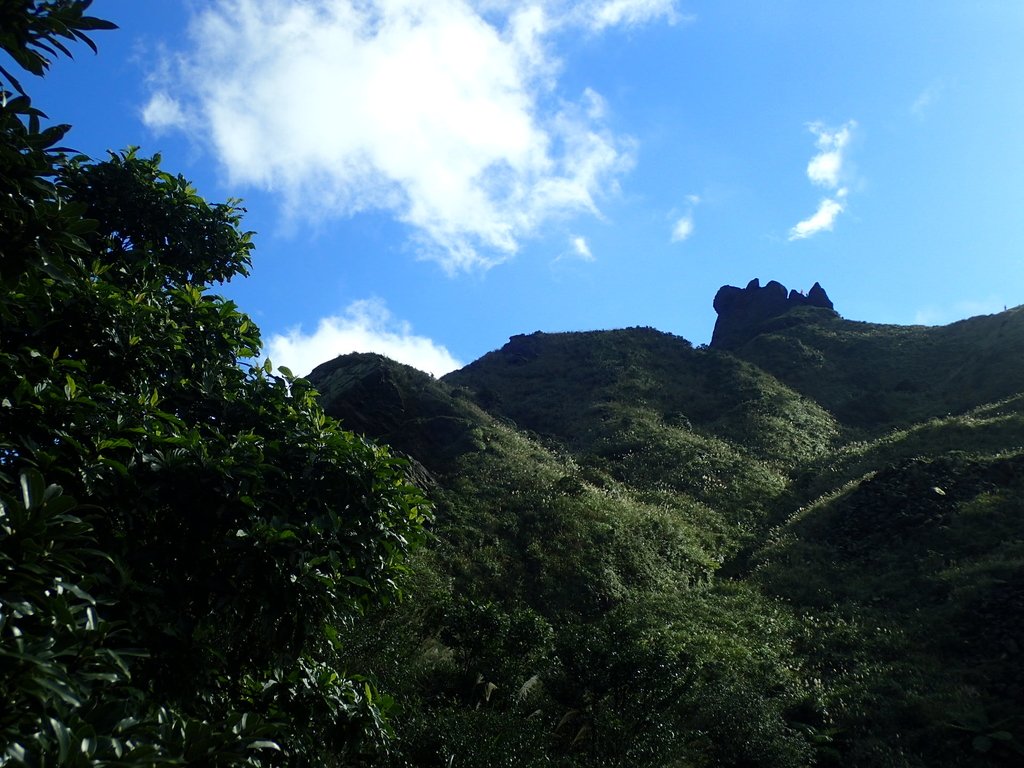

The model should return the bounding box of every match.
[711,278,836,348]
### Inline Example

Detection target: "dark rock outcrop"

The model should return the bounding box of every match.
[711,278,836,348]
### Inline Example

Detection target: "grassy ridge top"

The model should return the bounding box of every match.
[445,327,838,467]
[731,305,1024,433]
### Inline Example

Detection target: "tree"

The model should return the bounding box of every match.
[1,3,430,764]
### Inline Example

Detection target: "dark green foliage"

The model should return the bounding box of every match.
[0,471,286,765]
[446,328,838,469]
[315,354,817,766]
[1,5,428,764]
[0,0,115,96]
[733,306,1024,434]
[315,299,1024,766]
[754,452,1024,765]
[312,352,482,475]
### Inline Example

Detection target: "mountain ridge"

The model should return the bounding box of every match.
[308,282,1024,767]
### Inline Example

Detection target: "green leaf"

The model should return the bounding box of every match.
[248,740,282,751]
[38,123,70,148]
[49,718,72,763]
[80,735,97,757]
[97,457,129,476]
[35,677,83,708]
[20,470,45,509]
[5,744,28,763]
[97,438,134,450]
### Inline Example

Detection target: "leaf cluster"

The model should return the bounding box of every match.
[1,4,429,765]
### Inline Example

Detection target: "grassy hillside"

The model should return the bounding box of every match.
[732,305,1024,434]
[314,352,815,766]
[445,327,838,468]
[309,302,1024,767]
[445,328,837,542]
[754,449,1024,766]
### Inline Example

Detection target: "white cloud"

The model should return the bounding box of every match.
[140,92,187,132]
[570,234,594,260]
[669,192,699,243]
[671,215,693,242]
[805,121,854,189]
[790,120,856,240]
[788,194,844,240]
[578,0,686,31]
[142,0,674,272]
[265,298,461,377]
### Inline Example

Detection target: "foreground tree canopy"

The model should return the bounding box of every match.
[1,2,429,765]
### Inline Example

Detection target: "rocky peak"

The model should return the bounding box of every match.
[711,278,836,348]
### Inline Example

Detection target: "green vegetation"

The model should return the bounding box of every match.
[735,306,1024,434]
[318,364,815,765]
[4,3,1024,766]
[314,315,1024,766]
[754,451,1024,766]
[1,4,427,765]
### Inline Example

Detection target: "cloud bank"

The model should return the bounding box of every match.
[265,299,462,378]
[789,120,855,241]
[143,0,678,272]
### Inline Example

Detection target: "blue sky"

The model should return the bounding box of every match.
[20,0,1024,375]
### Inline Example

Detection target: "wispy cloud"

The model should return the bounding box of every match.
[143,0,676,272]
[789,120,856,241]
[911,82,943,117]
[577,0,689,31]
[671,215,693,242]
[805,121,853,188]
[265,298,461,377]
[789,192,845,241]
[669,193,699,242]
[569,234,595,260]
[140,92,186,133]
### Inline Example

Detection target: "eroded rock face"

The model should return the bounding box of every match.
[711,278,835,348]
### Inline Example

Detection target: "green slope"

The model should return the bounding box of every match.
[730,305,1024,433]
[313,351,815,766]
[754,449,1024,766]
[308,299,1024,767]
